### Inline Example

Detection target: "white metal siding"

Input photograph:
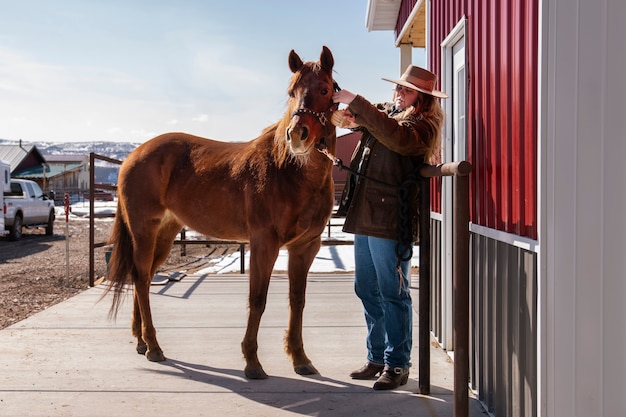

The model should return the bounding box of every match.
[540,0,626,416]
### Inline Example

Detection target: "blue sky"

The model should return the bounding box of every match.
[0,0,425,143]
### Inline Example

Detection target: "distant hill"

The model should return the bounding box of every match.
[0,139,140,162]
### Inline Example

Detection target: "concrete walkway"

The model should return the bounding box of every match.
[0,273,487,417]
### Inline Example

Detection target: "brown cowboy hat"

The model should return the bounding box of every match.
[382,65,448,98]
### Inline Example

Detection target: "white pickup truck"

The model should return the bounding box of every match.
[3,178,56,240]
[0,161,9,237]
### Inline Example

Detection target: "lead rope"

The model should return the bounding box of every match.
[316,143,421,294]
[394,172,420,292]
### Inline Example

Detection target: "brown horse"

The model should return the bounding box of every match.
[103,46,337,380]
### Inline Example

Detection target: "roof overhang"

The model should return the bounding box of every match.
[366,0,426,48]
[366,0,401,31]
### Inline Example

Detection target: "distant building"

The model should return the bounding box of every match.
[0,141,48,190]
[333,131,360,204]
[43,154,90,198]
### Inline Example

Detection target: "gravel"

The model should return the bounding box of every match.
[0,214,229,330]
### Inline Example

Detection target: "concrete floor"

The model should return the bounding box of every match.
[0,273,487,417]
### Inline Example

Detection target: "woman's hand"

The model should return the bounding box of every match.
[332,89,357,105]
[331,108,358,129]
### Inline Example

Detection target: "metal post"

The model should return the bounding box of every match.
[180,228,187,256]
[240,243,246,273]
[453,173,470,417]
[418,175,431,394]
[88,153,95,287]
[64,193,70,281]
[418,161,472,417]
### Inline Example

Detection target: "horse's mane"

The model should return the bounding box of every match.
[274,61,326,168]
[228,60,329,191]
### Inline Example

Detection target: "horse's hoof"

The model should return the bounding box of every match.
[136,344,147,355]
[245,367,269,380]
[146,348,166,362]
[294,363,319,376]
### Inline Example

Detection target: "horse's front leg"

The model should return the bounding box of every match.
[284,238,321,375]
[242,239,279,379]
[131,292,146,354]
[132,220,180,359]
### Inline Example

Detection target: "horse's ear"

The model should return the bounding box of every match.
[320,46,334,73]
[288,50,304,73]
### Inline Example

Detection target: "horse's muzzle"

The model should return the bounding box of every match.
[286,124,312,154]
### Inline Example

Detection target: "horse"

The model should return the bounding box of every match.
[103,46,338,380]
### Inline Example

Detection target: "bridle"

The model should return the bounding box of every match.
[290,81,341,125]
[289,81,341,150]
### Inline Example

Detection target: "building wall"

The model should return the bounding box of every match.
[429,0,539,240]
[540,1,626,416]
[422,1,540,415]
[395,1,626,416]
[333,131,361,204]
[429,219,538,416]
[470,234,537,417]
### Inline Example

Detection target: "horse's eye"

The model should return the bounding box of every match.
[321,88,329,96]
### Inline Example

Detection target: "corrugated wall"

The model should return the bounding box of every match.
[428,223,538,417]
[410,1,540,416]
[429,0,538,239]
[470,234,537,417]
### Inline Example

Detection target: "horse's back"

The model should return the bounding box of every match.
[118,132,262,240]
[126,132,247,166]
[121,132,252,183]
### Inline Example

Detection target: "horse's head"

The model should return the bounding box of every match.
[284,46,336,156]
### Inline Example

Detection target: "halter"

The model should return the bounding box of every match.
[289,81,341,149]
[291,108,331,126]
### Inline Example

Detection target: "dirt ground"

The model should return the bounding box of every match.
[0,214,229,330]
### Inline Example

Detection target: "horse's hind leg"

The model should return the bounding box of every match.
[131,219,182,361]
[132,273,165,362]
[285,239,321,375]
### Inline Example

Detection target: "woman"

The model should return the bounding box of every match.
[332,65,446,390]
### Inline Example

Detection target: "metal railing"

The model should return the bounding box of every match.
[418,161,471,417]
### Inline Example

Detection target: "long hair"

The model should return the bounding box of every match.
[412,92,444,164]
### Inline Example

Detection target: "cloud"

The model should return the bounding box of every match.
[192,114,209,123]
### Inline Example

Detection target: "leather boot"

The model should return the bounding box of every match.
[372,366,409,390]
[349,362,385,379]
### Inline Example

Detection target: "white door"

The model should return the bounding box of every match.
[440,20,467,350]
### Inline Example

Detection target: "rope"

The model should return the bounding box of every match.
[317,144,422,292]
[394,171,421,286]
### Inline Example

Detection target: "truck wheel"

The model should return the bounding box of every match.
[9,214,23,241]
[45,211,55,236]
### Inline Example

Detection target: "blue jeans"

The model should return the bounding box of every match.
[354,234,413,369]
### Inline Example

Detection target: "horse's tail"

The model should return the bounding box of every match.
[100,203,135,319]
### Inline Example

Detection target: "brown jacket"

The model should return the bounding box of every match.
[339,95,436,242]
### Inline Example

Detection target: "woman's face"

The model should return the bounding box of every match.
[394,85,419,110]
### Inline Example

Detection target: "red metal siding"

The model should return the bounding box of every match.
[426,0,538,239]
[333,131,361,202]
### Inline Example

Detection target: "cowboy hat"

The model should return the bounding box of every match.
[382,65,448,98]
